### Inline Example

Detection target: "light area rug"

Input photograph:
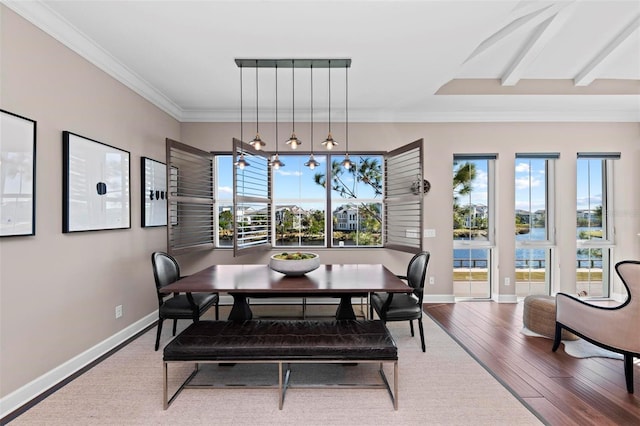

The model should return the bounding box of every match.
[521,327,623,360]
[10,312,542,426]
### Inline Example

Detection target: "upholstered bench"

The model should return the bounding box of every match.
[163,320,398,409]
[523,295,578,340]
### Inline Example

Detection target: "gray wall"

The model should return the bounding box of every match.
[1,4,639,408]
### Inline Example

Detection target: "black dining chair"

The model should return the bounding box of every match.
[370,251,430,352]
[151,251,219,351]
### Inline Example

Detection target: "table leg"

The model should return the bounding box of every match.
[228,294,253,321]
[336,295,356,320]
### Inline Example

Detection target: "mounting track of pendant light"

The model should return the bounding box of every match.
[234,58,352,166]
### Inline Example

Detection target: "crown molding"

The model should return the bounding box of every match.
[181,109,640,123]
[3,0,184,121]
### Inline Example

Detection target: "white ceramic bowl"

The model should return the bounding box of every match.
[269,253,320,276]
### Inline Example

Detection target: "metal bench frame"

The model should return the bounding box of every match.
[163,358,398,410]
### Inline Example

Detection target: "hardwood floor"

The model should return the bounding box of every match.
[424,301,640,426]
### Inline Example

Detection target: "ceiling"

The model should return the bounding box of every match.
[6,0,640,122]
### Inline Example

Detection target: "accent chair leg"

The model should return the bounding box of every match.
[155,318,164,351]
[409,320,414,337]
[418,318,426,352]
[215,302,219,320]
[551,322,562,352]
[172,319,178,336]
[624,354,635,393]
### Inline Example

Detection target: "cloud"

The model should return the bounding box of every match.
[275,170,303,177]
[515,176,542,190]
[218,186,232,194]
[515,162,530,173]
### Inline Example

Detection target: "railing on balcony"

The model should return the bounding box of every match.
[453,259,603,268]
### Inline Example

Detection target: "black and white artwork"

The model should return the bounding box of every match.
[63,131,130,232]
[1,110,37,237]
[141,157,167,227]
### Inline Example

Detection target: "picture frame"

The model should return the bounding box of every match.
[0,110,37,237]
[63,131,130,233]
[141,156,167,227]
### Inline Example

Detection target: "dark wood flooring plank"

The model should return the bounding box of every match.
[424,301,640,426]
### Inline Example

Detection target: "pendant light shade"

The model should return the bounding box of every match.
[341,66,353,170]
[235,64,250,169]
[271,64,285,169]
[249,62,266,150]
[286,61,302,150]
[305,64,320,170]
[321,61,338,150]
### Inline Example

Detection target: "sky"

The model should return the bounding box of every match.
[218,154,382,202]
[218,155,604,212]
[456,157,602,213]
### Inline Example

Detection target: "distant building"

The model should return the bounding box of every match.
[333,205,359,231]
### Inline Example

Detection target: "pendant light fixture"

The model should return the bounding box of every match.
[249,60,266,150]
[271,64,285,169]
[304,64,320,169]
[341,65,352,170]
[285,60,302,149]
[234,64,250,169]
[321,60,338,150]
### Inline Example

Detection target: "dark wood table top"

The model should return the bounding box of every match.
[160,264,412,294]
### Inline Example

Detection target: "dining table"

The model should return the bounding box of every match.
[159,263,413,321]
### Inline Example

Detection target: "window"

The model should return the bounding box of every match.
[209,140,423,254]
[453,154,495,299]
[215,155,233,247]
[329,154,384,247]
[273,154,327,247]
[514,153,557,297]
[575,152,619,297]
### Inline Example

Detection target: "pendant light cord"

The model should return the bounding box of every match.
[255,60,259,134]
[345,65,348,152]
[292,60,295,133]
[275,64,278,149]
[310,64,314,154]
[328,59,331,133]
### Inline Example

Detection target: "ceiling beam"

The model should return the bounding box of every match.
[574,14,640,86]
[464,2,560,64]
[502,1,578,86]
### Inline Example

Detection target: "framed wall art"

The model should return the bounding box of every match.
[63,131,130,233]
[0,109,37,237]
[141,156,167,227]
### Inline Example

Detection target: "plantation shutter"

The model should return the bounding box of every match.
[384,139,424,253]
[166,138,215,255]
[233,138,272,256]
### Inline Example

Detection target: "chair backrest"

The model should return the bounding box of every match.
[615,260,640,312]
[151,251,181,291]
[406,251,430,300]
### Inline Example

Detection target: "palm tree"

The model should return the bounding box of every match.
[314,157,382,224]
[453,161,476,230]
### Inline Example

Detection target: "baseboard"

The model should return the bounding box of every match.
[423,294,456,303]
[494,294,518,303]
[0,312,157,420]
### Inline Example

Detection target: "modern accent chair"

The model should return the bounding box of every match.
[371,251,430,352]
[553,260,640,393]
[151,251,219,351]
